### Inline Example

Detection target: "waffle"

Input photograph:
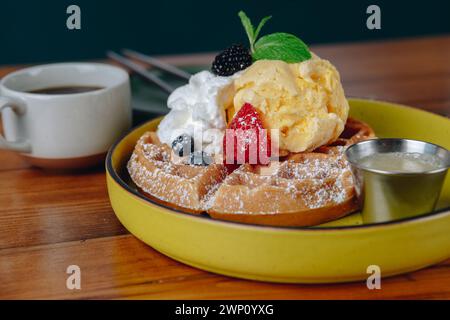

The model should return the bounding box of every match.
[127,118,375,226]
[209,154,357,226]
[127,132,227,213]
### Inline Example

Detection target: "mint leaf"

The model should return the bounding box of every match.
[253,15,271,41]
[253,33,312,63]
[237,12,310,63]
[238,11,255,52]
[238,11,272,54]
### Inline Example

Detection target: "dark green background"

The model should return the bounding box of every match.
[1,0,449,65]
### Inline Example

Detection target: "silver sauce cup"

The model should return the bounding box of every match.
[345,139,450,223]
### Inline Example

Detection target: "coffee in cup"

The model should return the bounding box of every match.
[0,63,132,169]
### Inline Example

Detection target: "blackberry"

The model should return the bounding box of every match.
[211,44,252,76]
[172,134,194,157]
[189,151,213,166]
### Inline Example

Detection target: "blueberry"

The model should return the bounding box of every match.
[172,134,194,157]
[189,151,213,166]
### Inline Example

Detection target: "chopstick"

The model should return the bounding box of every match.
[122,49,192,81]
[107,51,175,95]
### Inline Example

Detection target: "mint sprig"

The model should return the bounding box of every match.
[238,11,271,53]
[238,11,311,63]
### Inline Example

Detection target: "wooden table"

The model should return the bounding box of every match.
[1,36,449,300]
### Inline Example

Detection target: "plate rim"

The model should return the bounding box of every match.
[107,98,450,232]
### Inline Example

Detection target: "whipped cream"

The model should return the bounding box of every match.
[157,71,233,155]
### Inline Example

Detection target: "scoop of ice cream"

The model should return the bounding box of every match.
[157,71,233,155]
[227,54,349,152]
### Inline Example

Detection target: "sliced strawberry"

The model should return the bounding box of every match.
[223,103,271,171]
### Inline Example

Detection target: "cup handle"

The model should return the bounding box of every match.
[0,96,31,152]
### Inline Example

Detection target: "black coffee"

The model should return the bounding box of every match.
[28,86,103,95]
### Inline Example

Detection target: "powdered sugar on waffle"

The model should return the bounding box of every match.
[128,153,191,206]
[216,150,353,213]
[127,133,227,211]
[281,152,352,209]
[128,131,357,214]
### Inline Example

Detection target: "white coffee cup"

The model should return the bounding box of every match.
[0,63,131,169]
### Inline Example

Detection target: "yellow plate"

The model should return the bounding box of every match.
[106,99,450,283]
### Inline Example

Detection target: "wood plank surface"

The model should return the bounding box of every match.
[1,235,449,300]
[0,35,449,299]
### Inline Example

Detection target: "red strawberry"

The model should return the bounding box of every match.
[223,103,271,171]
